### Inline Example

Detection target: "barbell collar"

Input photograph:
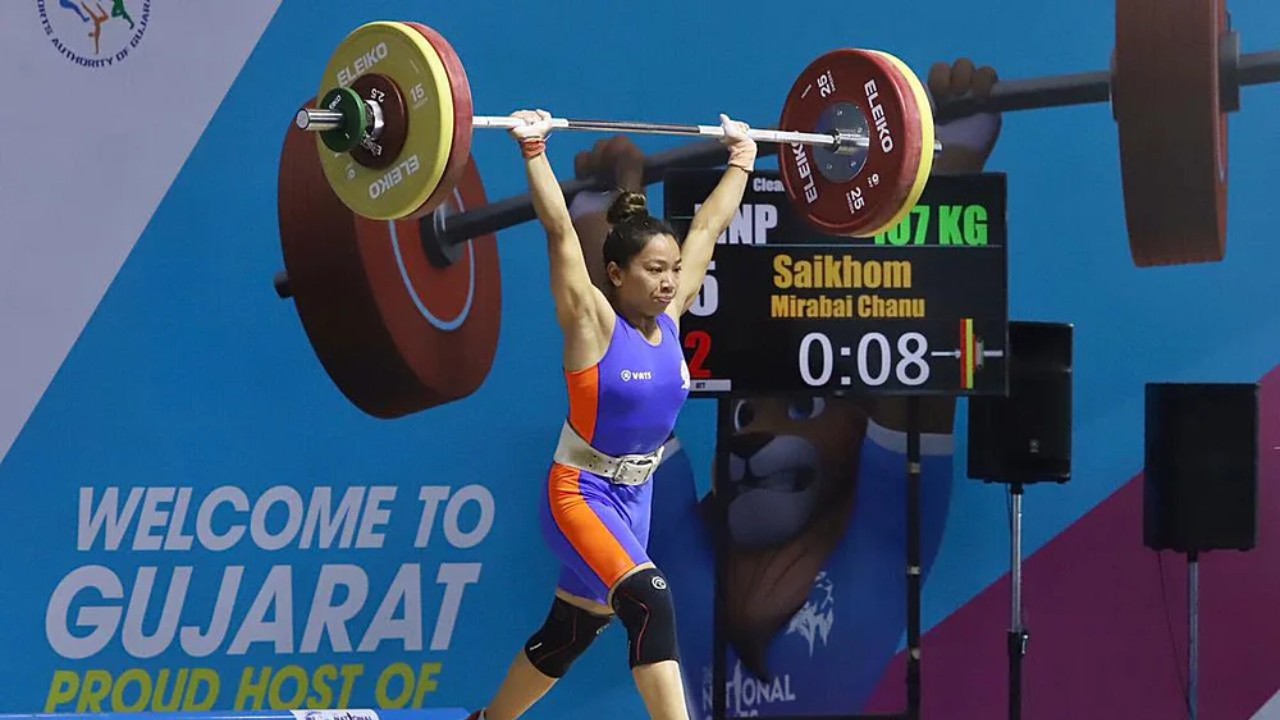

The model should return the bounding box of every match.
[298,103,386,141]
[833,129,872,155]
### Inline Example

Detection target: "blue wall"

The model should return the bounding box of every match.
[3,0,1279,717]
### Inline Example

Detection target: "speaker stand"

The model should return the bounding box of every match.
[1007,482,1028,720]
[906,396,922,720]
[1188,549,1199,720]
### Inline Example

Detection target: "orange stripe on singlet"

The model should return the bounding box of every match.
[546,463,638,589]
[554,364,638,587]
[565,364,600,443]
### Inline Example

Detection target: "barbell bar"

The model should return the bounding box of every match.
[297,106,874,152]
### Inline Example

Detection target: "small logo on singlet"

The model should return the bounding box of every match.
[620,369,653,382]
[652,576,668,590]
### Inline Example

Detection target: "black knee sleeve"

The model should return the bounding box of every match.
[523,597,612,678]
[610,567,679,668]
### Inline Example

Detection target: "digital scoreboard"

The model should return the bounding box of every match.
[665,169,1008,397]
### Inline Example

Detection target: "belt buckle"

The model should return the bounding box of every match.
[613,454,656,486]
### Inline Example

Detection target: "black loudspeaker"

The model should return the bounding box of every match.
[967,322,1073,484]
[1143,383,1259,553]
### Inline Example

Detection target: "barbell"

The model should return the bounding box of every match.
[275,1,1280,418]
[291,21,940,241]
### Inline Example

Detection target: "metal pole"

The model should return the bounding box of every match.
[1011,487,1023,634]
[906,397,922,720]
[1008,483,1027,720]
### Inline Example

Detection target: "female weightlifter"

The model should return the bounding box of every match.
[465,110,757,720]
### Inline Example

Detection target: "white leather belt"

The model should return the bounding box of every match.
[554,422,665,486]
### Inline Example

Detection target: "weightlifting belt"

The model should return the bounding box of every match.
[554,422,665,486]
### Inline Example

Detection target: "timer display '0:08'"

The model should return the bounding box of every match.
[799,331,931,387]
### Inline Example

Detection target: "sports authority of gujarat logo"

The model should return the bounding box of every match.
[38,0,151,68]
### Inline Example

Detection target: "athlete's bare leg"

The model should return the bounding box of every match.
[482,590,612,720]
[611,563,690,720]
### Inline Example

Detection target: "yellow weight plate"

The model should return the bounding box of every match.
[317,21,455,221]
[864,50,936,237]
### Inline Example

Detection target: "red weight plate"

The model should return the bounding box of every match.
[353,159,501,414]
[779,49,926,237]
[278,104,501,418]
[403,22,475,221]
[1114,0,1228,266]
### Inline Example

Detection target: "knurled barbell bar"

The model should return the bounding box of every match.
[298,104,872,155]
[275,2,1279,419]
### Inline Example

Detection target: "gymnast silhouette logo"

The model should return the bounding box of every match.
[38,0,150,68]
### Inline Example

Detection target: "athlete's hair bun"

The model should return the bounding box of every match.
[601,189,678,274]
[606,190,649,225]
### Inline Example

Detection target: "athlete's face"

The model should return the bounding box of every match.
[610,234,681,317]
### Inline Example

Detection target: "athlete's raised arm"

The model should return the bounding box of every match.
[510,110,612,364]
[509,110,609,330]
[668,114,757,319]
